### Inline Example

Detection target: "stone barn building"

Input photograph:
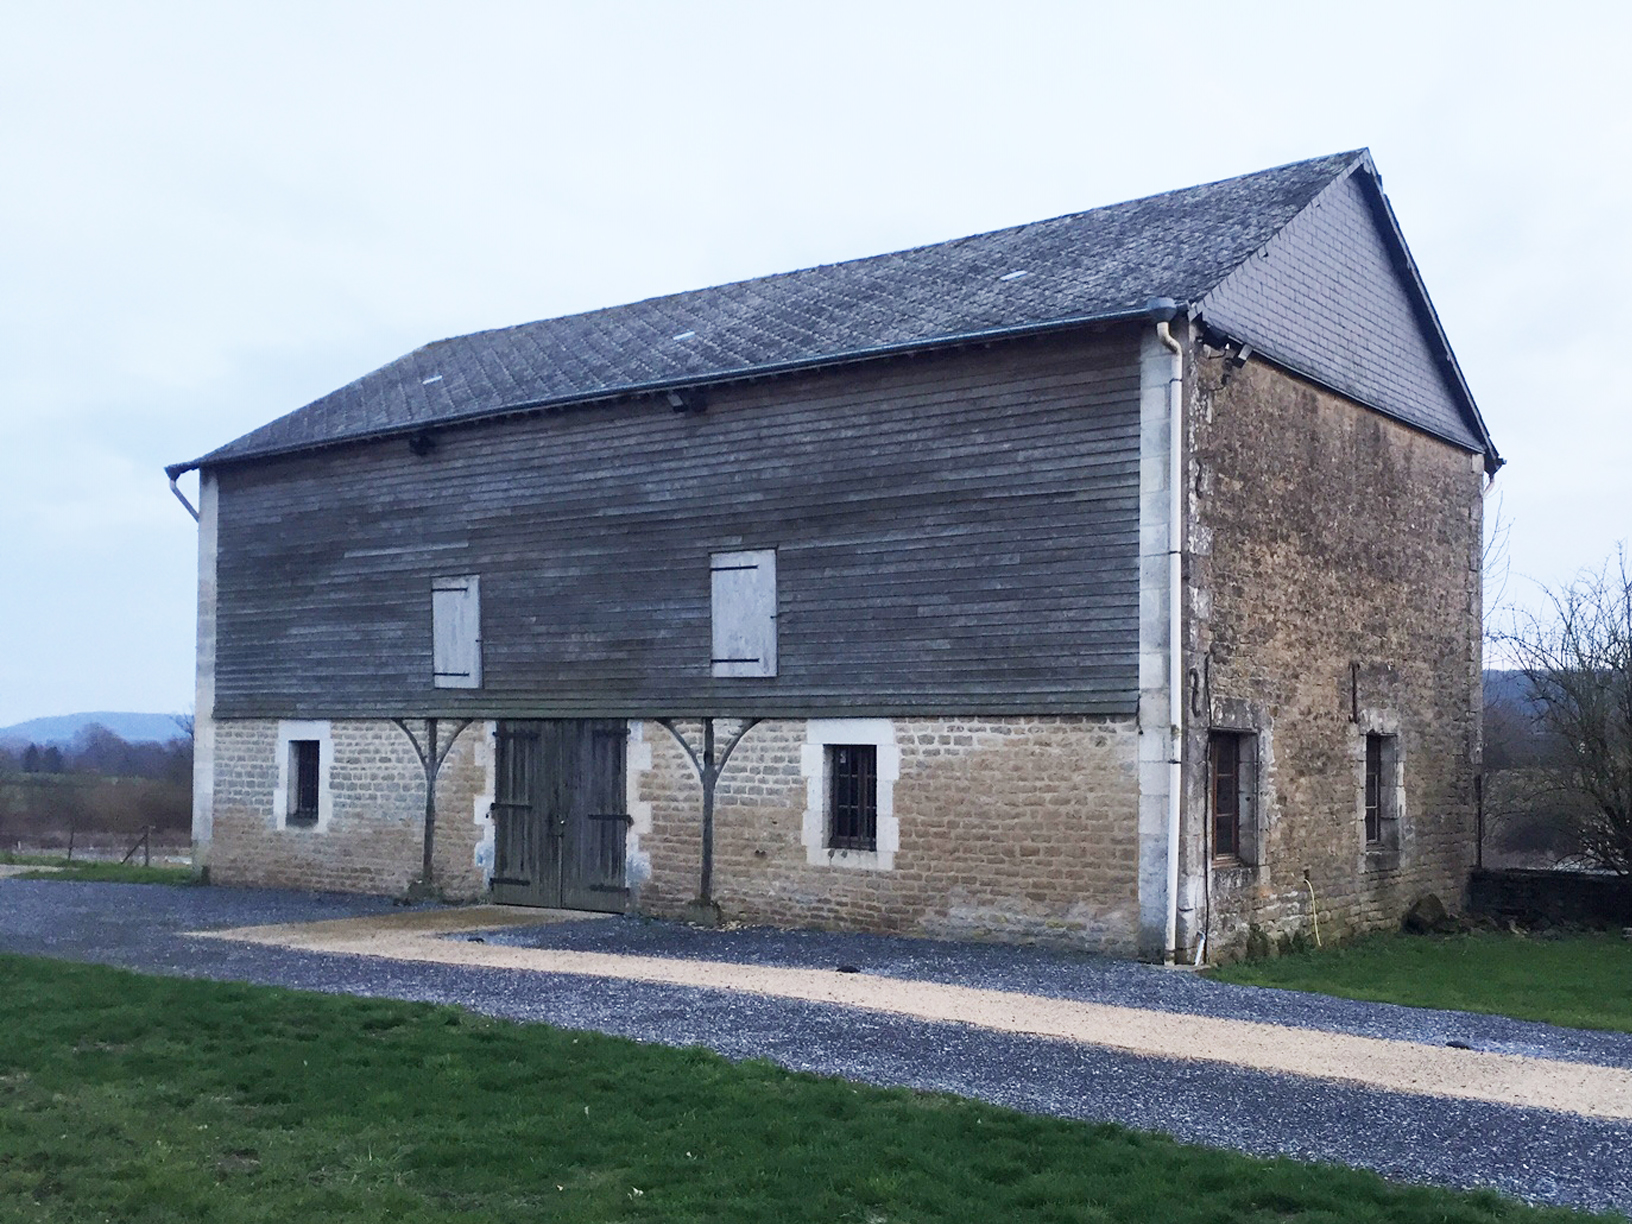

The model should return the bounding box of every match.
[169,150,1500,962]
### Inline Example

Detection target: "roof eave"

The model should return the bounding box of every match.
[1191,322,1491,458]
[165,300,1176,477]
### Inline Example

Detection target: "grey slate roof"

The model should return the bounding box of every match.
[174,150,1496,474]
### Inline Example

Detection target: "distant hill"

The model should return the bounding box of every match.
[1488,672,1521,708]
[0,679,1547,747]
[1484,669,1535,710]
[0,712,189,747]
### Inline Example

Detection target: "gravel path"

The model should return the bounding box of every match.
[483,909,1632,1070]
[203,908,1632,1123]
[2,878,1629,1216]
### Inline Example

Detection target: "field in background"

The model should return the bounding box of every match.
[0,774,190,858]
[0,724,191,858]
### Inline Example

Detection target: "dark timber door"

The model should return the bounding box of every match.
[490,720,628,912]
[490,722,551,907]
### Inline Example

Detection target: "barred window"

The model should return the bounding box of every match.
[827,744,877,851]
[289,740,320,828]
[1365,733,1398,847]
[1210,733,1241,858]
[1208,730,1257,863]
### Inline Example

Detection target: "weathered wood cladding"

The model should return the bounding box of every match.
[211,328,1144,719]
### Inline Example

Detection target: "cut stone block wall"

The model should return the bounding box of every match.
[634,715,1141,953]
[205,714,1141,953]
[1185,351,1484,959]
[209,718,490,899]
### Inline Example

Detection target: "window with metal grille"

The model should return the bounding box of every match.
[1364,733,1397,846]
[1210,732,1240,859]
[827,744,877,851]
[1208,730,1256,863]
[289,740,321,828]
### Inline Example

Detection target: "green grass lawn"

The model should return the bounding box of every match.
[1211,931,1632,1033]
[0,956,1613,1223]
[4,857,196,886]
[2,855,196,887]
[0,850,79,866]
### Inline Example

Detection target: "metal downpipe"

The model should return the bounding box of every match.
[1155,316,1184,964]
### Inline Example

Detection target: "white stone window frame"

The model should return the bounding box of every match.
[472,720,498,879]
[1205,700,1275,883]
[801,718,900,871]
[274,719,334,832]
[624,721,654,893]
[1355,710,1405,867]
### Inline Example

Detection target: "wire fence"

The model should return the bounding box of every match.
[0,773,191,862]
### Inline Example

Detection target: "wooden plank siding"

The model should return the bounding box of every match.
[210,326,1144,719]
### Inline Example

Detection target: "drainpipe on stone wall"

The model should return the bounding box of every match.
[1153,304,1185,964]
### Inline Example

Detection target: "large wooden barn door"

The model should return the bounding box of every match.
[490,721,554,907]
[490,720,627,912]
[558,721,630,912]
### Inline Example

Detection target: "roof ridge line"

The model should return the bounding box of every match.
[417,150,1371,353]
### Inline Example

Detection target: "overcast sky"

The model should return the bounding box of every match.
[2,1,1627,727]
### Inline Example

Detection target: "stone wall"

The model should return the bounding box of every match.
[633,715,1142,953]
[205,713,1141,952]
[1469,868,1632,929]
[209,718,491,899]
[1183,349,1484,959]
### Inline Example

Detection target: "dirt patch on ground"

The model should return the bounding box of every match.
[194,908,1632,1123]
[256,904,601,942]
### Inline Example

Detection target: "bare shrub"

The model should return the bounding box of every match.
[1495,548,1632,876]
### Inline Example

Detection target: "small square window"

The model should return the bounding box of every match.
[288,740,321,828]
[827,744,877,851]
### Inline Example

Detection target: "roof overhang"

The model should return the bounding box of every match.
[165,300,1178,479]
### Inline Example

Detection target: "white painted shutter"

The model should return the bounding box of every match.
[711,550,777,678]
[432,575,482,688]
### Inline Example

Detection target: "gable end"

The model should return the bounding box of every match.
[1196,165,1496,465]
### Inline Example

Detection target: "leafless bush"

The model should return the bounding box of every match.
[1495,547,1632,877]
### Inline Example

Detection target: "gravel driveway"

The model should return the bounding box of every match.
[2,877,1629,1216]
